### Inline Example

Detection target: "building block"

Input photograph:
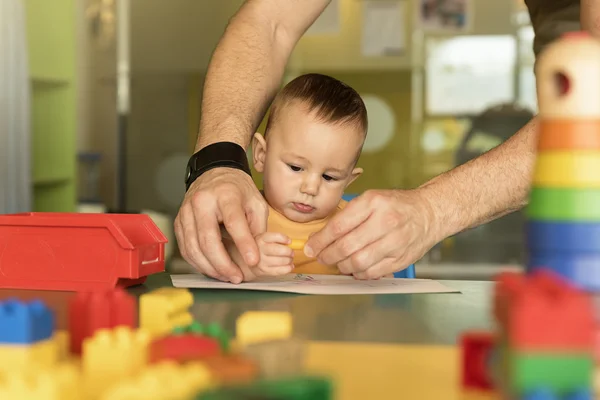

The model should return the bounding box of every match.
[68,288,137,354]
[526,253,600,291]
[139,288,193,337]
[532,152,600,188]
[241,338,306,379]
[289,239,306,251]
[460,331,496,390]
[200,354,260,385]
[195,375,333,400]
[0,212,167,291]
[235,311,292,346]
[526,221,600,253]
[521,387,592,400]
[82,326,150,398]
[100,361,213,400]
[0,298,54,344]
[526,187,600,221]
[536,120,600,150]
[149,334,221,364]
[173,321,231,352]
[0,334,62,372]
[506,351,593,395]
[493,271,594,351]
[0,363,82,400]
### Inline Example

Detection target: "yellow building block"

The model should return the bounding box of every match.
[533,152,600,188]
[0,363,82,400]
[289,239,306,251]
[0,333,63,372]
[235,311,292,346]
[83,326,151,399]
[101,360,214,400]
[139,287,194,337]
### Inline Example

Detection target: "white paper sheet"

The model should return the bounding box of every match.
[170,273,459,295]
[361,0,406,57]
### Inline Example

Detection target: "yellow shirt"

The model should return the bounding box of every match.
[267,200,347,275]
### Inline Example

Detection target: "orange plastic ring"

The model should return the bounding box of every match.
[538,120,600,150]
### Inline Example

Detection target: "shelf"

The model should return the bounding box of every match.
[31,77,70,88]
[33,176,72,186]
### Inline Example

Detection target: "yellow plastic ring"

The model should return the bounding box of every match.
[533,151,600,188]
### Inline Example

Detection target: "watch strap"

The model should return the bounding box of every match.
[185,142,252,191]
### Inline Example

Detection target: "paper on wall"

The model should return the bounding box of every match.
[170,273,459,295]
[361,0,406,57]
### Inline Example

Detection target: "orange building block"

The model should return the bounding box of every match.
[493,270,594,351]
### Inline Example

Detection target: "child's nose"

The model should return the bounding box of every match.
[300,175,319,195]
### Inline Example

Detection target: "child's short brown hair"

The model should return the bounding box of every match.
[264,73,368,136]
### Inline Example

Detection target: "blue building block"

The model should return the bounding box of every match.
[521,387,592,400]
[393,264,416,278]
[522,387,555,400]
[565,388,593,400]
[527,253,600,291]
[0,298,54,344]
[526,221,600,252]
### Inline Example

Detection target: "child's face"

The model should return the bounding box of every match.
[253,101,364,223]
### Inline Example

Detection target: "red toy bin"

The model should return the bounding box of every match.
[0,212,168,291]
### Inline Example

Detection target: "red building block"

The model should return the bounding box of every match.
[493,270,594,351]
[69,288,137,354]
[0,212,167,291]
[149,334,221,364]
[460,331,495,390]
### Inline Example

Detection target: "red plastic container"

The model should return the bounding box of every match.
[0,212,168,291]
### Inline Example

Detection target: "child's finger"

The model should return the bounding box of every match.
[257,263,294,276]
[259,232,291,244]
[260,255,293,267]
[261,242,294,257]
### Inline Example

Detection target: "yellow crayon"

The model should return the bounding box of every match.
[289,239,306,251]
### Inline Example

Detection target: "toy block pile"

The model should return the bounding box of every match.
[0,288,332,399]
[460,31,600,399]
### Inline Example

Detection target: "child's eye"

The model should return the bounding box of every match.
[289,165,302,172]
[322,174,338,181]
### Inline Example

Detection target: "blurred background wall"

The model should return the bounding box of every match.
[11,0,540,278]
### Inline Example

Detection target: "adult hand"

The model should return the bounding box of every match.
[174,167,268,284]
[304,189,440,279]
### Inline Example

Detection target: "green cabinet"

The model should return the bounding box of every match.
[25,0,77,212]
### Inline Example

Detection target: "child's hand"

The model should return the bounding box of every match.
[254,232,295,276]
[223,232,294,282]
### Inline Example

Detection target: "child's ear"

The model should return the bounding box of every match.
[346,167,363,187]
[252,132,267,173]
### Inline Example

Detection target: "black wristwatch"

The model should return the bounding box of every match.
[185,141,252,191]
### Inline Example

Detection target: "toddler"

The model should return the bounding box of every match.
[225,73,368,281]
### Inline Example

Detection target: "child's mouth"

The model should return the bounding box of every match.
[292,202,315,213]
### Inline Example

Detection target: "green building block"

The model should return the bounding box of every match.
[506,351,593,395]
[172,321,231,352]
[526,187,600,221]
[195,376,332,400]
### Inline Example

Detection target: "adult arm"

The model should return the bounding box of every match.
[174,0,331,284]
[196,0,332,150]
[418,116,538,243]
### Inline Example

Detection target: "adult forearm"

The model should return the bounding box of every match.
[195,9,292,151]
[419,115,539,242]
